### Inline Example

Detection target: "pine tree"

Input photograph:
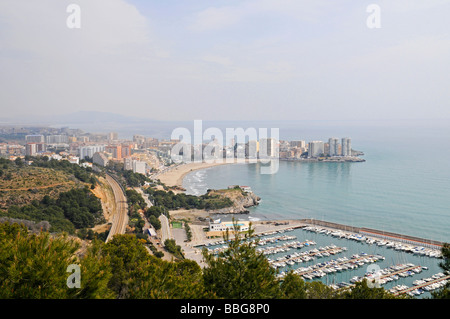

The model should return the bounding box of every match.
[202,220,281,299]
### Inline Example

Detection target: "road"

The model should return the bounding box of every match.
[159,213,172,243]
[105,174,128,243]
[134,187,172,244]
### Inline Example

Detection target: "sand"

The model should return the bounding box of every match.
[156,161,233,188]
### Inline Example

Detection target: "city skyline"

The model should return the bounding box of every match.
[1,1,450,123]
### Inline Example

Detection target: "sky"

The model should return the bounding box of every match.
[0,0,449,122]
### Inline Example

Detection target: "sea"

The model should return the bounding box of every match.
[182,119,450,243]
[178,119,450,297]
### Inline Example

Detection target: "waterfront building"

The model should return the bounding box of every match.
[290,140,306,148]
[245,140,259,158]
[308,141,324,158]
[208,220,250,233]
[328,137,340,156]
[259,138,278,158]
[341,137,351,156]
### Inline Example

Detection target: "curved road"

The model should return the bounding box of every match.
[105,174,128,243]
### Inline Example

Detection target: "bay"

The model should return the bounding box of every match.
[183,120,450,243]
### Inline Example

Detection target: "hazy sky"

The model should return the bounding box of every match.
[1,0,449,122]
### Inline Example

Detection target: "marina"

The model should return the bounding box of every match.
[198,220,447,298]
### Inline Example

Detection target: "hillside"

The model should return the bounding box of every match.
[0,157,106,235]
[0,165,81,209]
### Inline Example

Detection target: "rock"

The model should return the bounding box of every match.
[211,191,260,215]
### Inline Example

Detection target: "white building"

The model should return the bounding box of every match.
[124,157,147,175]
[133,160,146,175]
[259,138,278,158]
[25,135,45,143]
[308,141,324,158]
[92,152,109,167]
[328,138,340,156]
[46,135,68,144]
[68,156,80,164]
[209,220,250,232]
[246,140,259,158]
[79,145,105,160]
[341,137,351,156]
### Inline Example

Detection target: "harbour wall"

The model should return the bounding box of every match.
[300,218,445,249]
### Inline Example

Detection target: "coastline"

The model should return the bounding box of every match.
[155,161,234,188]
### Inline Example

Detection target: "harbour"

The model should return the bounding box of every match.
[196,218,446,298]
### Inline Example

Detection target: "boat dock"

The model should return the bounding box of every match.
[291,254,384,279]
[392,274,450,296]
[301,218,444,249]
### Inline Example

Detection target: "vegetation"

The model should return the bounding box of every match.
[0,187,104,234]
[164,239,184,259]
[202,223,281,298]
[0,221,113,299]
[184,221,192,242]
[125,189,147,211]
[0,220,447,300]
[105,161,150,188]
[30,156,96,185]
[144,206,164,230]
[431,243,450,299]
[145,188,233,211]
[0,159,80,209]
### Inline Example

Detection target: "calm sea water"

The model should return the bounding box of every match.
[183,120,450,243]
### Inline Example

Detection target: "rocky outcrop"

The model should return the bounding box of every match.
[212,191,261,214]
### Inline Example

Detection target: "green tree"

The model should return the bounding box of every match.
[128,258,210,299]
[0,221,114,299]
[14,157,23,167]
[74,239,115,299]
[164,239,184,259]
[149,215,161,230]
[101,234,207,299]
[280,271,307,299]
[102,234,151,298]
[340,279,402,299]
[432,243,450,299]
[202,220,281,299]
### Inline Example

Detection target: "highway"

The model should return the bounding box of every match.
[105,174,128,243]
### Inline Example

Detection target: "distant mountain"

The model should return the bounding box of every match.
[1,111,187,139]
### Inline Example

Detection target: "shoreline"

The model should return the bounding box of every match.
[154,161,234,189]
[154,159,257,189]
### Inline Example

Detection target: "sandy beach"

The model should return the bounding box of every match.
[156,161,234,188]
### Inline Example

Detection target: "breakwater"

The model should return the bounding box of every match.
[300,218,444,249]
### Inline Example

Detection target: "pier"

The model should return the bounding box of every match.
[292,254,384,279]
[393,274,450,296]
